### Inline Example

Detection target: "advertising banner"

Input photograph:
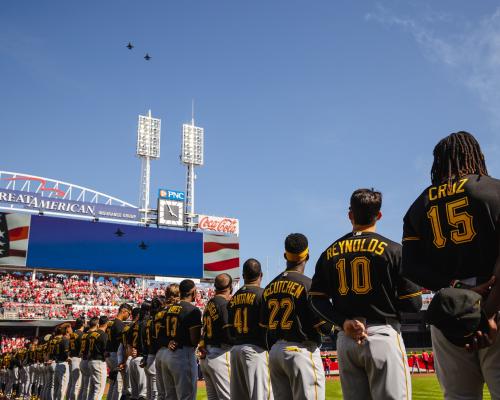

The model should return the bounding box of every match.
[0,188,139,221]
[198,215,239,236]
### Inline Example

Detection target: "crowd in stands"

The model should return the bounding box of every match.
[0,336,28,353]
[0,271,214,320]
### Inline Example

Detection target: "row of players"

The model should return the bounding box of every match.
[1,130,499,400]
[0,192,424,400]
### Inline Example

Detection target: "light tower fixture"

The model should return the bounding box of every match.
[137,110,161,224]
[182,104,204,230]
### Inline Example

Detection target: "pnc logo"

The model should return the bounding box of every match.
[159,189,185,201]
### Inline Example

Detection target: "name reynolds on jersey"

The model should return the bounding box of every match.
[326,238,388,260]
[229,292,257,307]
[263,280,304,301]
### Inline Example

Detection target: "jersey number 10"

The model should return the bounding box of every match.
[336,256,372,296]
[427,197,476,248]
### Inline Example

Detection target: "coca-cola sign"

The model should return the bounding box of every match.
[198,215,239,236]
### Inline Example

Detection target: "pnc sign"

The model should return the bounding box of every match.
[158,188,185,201]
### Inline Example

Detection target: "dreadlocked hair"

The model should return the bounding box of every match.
[431,131,488,186]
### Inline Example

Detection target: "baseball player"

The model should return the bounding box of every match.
[106,303,132,400]
[67,317,85,400]
[160,279,202,400]
[119,314,134,400]
[156,285,179,400]
[28,337,39,399]
[141,296,166,400]
[79,317,99,400]
[199,273,233,400]
[227,258,273,400]
[17,341,29,399]
[402,131,500,399]
[88,316,110,400]
[127,305,148,400]
[261,233,333,400]
[54,323,72,400]
[310,188,422,400]
[45,332,58,400]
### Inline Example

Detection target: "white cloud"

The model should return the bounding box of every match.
[366,5,500,124]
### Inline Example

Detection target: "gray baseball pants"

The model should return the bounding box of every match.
[129,356,147,399]
[199,344,231,400]
[269,340,325,400]
[155,347,169,400]
[88,360,107,400]
[78,359,91,400]
[107,352,123,400]
[67,356,82,400]
[163,347,198,400]
[145,354,158,400]
[432,325,500,400]
[230,344,273,400]
[54,361,70,400]
[337,324,411,400]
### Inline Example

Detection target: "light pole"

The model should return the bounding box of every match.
[137,110,161,224]
[181,110,204,230]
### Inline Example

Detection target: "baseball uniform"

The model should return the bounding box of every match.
[261,270,330,400]
[403,174,500,399]
[162,300,202,400]
[311,231,422,400]
[227,284,273,400]
[68,329,84,400]
[87,329,108,400]
[200,295,232,400]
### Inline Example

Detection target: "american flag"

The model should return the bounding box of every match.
[203,234,240,279]
[0,212,30,266]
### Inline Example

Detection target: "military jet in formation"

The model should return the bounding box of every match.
[126,42,151,61]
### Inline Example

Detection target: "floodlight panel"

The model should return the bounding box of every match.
[182,124,204,165]
[137,115,161,158]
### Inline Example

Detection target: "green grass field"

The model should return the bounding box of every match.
[193,375,492,399]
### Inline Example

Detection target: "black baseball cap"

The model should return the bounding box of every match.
[426,288,489,346]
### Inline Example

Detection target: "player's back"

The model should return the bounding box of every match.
[315,231,405,323]
[262,270,320,345]
[404,174,500,282]
[202,296,231,346]
[227,285,266,348]
[165,300,201,346]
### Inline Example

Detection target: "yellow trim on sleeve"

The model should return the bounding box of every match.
[189,325,201,330]
[402,236,421,241]
[313,321,326,329]
[259,322,268,328]
[398,291,422,300]
[309,291,329,297]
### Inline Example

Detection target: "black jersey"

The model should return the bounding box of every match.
[55,337,70,362]
[260,270,326,346]
[311,231,422,326]
[152,309,169,351]
[79,332,90,359]
[227,285,266,348]
[142,317,154,356]
[126,321,142,351]
[69,330,83,358]
[164,300,202,347]
[202,296,231,346]
[88,329,108,361]
[107,319,125,352]
[402,175,500,290]
[48,336,60,360]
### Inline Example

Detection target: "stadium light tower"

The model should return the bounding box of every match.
[181,104,204,230]
[137,110,161,224]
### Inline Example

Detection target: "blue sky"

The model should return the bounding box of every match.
[1,1,500,283]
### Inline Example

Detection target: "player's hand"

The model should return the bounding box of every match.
[343,319,367,345]
[465,316,498,352]
[139,357,146,368]
[118,362,126,371]
[196,346,207,359]
[168,340,178,352]
[470,276,495,298]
